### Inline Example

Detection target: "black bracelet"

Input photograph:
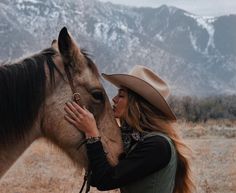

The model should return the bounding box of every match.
[86,136,101,144]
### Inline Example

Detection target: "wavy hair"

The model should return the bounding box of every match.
[121,89,195,193]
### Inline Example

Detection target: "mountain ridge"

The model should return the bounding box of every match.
[1,0,236,96]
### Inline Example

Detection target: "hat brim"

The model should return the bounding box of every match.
[102,73,176,121]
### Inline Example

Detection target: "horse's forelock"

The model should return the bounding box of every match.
[81,49,100,78]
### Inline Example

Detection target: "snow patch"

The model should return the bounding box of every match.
[155,33,164,42]
[94,23,109,39]
[185,13,216,54]
[109,31,117,41]
[18,0,41,3]
[117,22,128,33]
[189,32,201,52]
[168,6,178,15]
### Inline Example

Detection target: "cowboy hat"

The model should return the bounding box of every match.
[102,65,176,120]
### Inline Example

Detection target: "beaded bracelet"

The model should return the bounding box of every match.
[86,136,101,144]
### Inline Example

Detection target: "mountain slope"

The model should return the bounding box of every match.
[1,0,236,96]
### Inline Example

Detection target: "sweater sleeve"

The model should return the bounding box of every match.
[86,135,171,191]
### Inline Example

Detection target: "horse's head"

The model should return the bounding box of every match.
[42,27,123,167]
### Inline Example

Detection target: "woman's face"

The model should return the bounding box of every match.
[112,88,128,118]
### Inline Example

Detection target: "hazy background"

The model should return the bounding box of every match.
[99,0,236,16]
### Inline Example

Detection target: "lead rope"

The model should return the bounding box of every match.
[79,167,91,193]
[64,65,92,193]
[76,136,92,193]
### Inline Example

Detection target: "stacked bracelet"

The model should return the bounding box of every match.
[86,136,101,144]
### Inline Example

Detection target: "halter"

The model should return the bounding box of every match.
[64,64,91,193]
[64,65,81,103]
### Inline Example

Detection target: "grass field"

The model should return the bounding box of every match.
[1,120,236,193]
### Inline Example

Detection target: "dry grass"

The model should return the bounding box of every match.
[1,120,236,193]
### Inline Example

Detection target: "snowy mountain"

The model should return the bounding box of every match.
[1,0,236,96]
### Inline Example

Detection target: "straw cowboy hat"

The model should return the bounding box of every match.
[102,65,176,120]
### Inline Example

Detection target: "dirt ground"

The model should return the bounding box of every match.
[0,120,236,193]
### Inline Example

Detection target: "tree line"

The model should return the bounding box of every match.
[168,95,236,122]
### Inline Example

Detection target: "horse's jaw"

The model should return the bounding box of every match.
[62,138,121,169]
[100,135,123,167]
[66,144,89,169]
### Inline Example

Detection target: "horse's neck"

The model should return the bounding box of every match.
[0,124,41,178]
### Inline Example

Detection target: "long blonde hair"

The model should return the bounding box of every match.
[121,89,195,193]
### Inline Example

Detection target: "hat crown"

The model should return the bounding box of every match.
[129,65,170,99]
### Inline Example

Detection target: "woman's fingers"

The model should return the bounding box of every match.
[64,114,78,127]
[64,102,99,136]
[83,105,89,113]
[72,101,85,114]
[64,105,80,121]
[65,102,82,117]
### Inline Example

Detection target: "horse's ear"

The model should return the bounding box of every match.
[58,27,85,69]
[58,27,72,57]
[51,39,58,50]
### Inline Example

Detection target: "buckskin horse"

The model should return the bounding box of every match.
[0,27,122,178]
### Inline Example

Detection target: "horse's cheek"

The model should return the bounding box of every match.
[42,112,82,146]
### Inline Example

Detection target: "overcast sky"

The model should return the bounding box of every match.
[98,0,236,16]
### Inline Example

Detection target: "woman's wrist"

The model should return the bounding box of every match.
[85,130,100,138]
[85,130,101,144]
[86,136,101,144]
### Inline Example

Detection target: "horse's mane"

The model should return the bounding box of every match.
[0,48,59,146]
[81,49,99,77]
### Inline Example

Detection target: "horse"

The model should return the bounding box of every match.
[0,27,123,178]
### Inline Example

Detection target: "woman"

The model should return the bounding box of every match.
[64,65,194,193]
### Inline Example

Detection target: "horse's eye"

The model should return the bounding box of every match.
[91,90,105,103]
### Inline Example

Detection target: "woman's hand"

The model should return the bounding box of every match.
[64,101,100,138]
